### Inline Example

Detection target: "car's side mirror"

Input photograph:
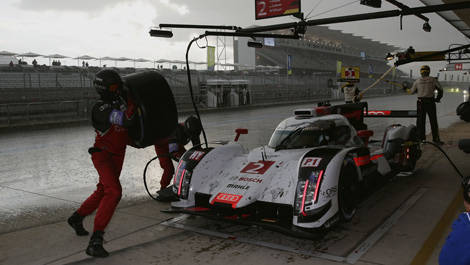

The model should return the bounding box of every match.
[357,130,374,147]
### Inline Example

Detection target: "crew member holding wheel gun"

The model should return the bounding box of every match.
[409,65,444,145]
[67,69,136,258]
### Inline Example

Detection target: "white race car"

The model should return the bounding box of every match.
[170,102,421,233]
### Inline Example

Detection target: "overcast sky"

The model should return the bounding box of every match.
[0,0,468,74]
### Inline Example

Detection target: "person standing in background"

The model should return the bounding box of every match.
[409,65,444,145]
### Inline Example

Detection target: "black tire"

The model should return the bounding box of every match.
[338,164,359,222]
[457,102,470,122]
[404,126,421,171]
[123,71,178,148]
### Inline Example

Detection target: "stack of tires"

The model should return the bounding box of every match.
[457,102,470,122]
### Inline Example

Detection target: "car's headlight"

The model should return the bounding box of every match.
[173,160,192,199]
[294,170,324,216]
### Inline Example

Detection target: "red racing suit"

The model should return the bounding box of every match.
[154,117,202,190]
[154,134,185,190]
[77,98,135,232]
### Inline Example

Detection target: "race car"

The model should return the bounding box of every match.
[170,102,421,232]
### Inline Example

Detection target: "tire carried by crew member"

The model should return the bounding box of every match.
[124,71,178,148]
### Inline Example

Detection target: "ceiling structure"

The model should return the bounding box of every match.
[419,0,470,39]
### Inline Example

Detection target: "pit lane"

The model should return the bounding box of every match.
[1,91,468,264]
[150,92,464,264]
[161,181,426,264]
[0,92,464,233]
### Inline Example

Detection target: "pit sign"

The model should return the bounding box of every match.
[339,66,360,83]
[255,0,301,20]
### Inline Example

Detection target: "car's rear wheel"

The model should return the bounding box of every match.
[338,164,359,222]
[404,126,421,171]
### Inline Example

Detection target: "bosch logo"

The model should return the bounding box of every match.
[239,177,263,183]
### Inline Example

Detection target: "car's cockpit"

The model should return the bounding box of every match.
[269,116,360,150]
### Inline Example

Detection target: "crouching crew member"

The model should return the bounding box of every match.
[67,69,136,258]
[410,65,444,145]
[155,116,202,201]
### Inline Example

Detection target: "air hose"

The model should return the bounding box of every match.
[421,141,470,202]
[143,155,161,201]
[143,35,208,201]
[358,66,396,99]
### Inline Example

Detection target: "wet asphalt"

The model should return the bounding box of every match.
[0,90,466,234]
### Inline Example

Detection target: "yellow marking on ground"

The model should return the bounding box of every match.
[409,188,463,265]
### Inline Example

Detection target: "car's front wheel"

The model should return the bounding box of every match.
[338,164,359,222]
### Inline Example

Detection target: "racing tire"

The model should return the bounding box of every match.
[404,126,421,172]
[457,102,470,122]
[338,164,359,222]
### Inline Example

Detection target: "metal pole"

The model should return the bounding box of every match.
[160,24,241,30]
[238,2,470,33]
[396,43,470,66]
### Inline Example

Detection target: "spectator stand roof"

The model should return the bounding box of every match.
[0,50,17,56]
[73,55,96,66]
[18,52,43,61]
[44,54,68,65]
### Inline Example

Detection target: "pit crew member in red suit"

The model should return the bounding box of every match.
[67,69,136,258]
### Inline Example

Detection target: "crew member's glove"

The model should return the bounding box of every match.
[353,94,362,103]
[169,142,178,153]
[109,109,124,126]
[109,109,136,127]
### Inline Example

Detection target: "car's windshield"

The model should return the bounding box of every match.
[268,119,352,150]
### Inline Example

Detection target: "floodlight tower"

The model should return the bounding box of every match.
[215,30,229,70]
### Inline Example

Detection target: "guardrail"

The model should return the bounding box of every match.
[0,100,86,127]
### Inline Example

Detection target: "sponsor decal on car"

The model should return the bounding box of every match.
[226,184,250,190]
[301,157,322,167]
[354,155,370,166]
[240,161,275,174]
[370,154,384,160]
[211,193,243,208]
[366,110,392,116]
[238,177,263,183]
[189,151,205,161]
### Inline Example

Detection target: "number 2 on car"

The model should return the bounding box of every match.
[240,161,275,174]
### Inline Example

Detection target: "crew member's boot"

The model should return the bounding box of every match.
[67,211,89,236]
[433,138,444,145]
[86,231,109,257]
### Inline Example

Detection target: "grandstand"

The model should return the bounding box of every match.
[235,25,399,74]
[0,25,463,129]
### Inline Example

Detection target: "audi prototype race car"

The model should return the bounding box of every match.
[170,102,421,233]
